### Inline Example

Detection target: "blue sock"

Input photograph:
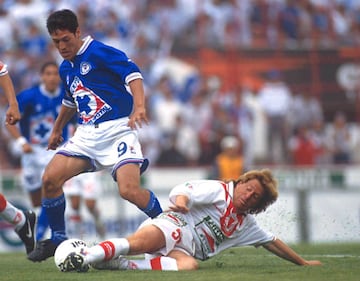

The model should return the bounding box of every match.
[36,206,49,241]
[42,194,68,245]
[140,190,163,218]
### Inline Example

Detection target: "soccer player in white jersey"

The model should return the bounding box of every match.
[66,169,322,272]
[0,60,36,254]
[28,9,162,262]
[63,171,106,239]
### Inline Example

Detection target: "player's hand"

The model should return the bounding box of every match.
[128,107,148,130]
[169,195,190,213]
[304,260,322,266]
[47,133,64,150]
[22,143,33,153]
[5,104,21,125]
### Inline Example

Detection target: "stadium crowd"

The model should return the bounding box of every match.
[0,0,359,170]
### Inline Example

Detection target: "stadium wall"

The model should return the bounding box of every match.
[0,166,359,252]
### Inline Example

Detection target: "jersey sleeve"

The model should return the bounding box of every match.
[0,61,8,76]
[97,45,143,85]
[169,180,225,208]
[239,215,276,247]
[58,63,77,108]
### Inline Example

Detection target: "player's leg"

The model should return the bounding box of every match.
[28,154,91,262]
[63,176,84,238]
[76,224,165,268]
[20,152,49,241]
[108,128,162,218]
[28,187,50,242]
[115,164,162,218]
[167,250,198,270]
[92,250,195,271]
[85,224,197,271]
[67,194,83,238]
[84,198,106,239]
[0,193,36,254]
[79,172,106,238]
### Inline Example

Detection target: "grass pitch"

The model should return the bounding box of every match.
[1,243,359,281]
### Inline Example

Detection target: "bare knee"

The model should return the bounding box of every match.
[42,170,63,198]
[168,251,199,271]
[118,183,138,200]
[176,256,199,270]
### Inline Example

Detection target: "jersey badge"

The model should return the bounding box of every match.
[80,62,92,75]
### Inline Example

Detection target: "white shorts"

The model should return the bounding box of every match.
[63,171,101,200]
[139,212,195,257]
[57,118,148,178]
[21,145,57,192]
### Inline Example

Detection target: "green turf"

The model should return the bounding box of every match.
[1,243,359,281]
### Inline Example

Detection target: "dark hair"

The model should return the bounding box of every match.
[46,9,79,34]
[40,61,58,74]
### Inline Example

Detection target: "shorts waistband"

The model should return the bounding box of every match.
[80,118,129,129]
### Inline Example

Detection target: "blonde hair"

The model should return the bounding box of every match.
[234,169,278,214]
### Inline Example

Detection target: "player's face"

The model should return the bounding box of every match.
[233,179,264,214]
[41,64,60,93]
[50,28,82,61]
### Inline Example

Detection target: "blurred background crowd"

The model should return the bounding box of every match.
[1,0,360,171]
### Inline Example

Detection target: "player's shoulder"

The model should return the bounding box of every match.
[183,179,225,189]
[18,84,41,97]
[91,39,129,60]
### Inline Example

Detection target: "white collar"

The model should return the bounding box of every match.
[77,35,93,56]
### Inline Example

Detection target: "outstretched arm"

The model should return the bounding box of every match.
[48,105,77,150]
[0,73,21,125]
[127,78,148,130]
[263,238,322,266]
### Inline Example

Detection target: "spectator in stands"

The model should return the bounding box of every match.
[209,135,245,181]
[287,125,317,166]
[308,118,331,165]
[330,3,353,46]
[329,111,352,164]
[152,75,184,146]
[226,85,254,168]
[279,0,301,47]
[288,91,323,134]
[257,69,292,164]
[182,84,213,165]
[173,114,201,166]
[310,4,333,47]
[242,81,268,164]
[156,133,187,167]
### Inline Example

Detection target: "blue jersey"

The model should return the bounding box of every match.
[17,84,72,145]
[60,36,143,125]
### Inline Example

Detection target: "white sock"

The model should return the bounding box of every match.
[0,194,25,231]
[128,256,178,271]
[85,238,130,264]
[66,208,83,238]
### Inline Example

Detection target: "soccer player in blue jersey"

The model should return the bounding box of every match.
[28,9,163,262]
[5,61,73,242]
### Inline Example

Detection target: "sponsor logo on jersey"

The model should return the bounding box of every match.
[159,212,187,227]
[70,76,112,124]
[195,216,225,258]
